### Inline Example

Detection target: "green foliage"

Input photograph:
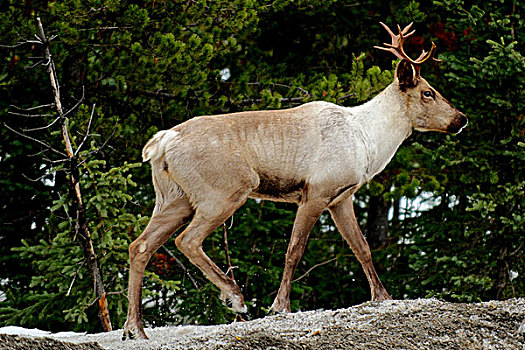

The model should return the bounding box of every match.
[389,0,525,302]
[0,151,148,332]
[0,0,523,333]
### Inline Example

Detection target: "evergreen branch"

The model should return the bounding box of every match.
[510,242,524,257]
[161,246,200,289]
[7,111,54,118]
[135,89,179,99]
[9,103,55,111]
[66,260,86,296]
[106,289,127,296]
[337,92,357,101]
[293,257,338,283]
[78,26,133,31]
[22,115,62,132]
[239,96,308,105]
[76,120,118,166]
[75,102,96,157]
[134,88,311,106]
[25,59,45,69]
[21,172,51,183]
[4,122,67,157]
[223,222,236,282]
[0,40,42,48]
[246,82,311,96]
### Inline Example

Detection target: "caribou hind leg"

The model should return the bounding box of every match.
[123,195,194,340]
[175,191,252,317]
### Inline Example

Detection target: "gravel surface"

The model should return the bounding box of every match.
[2,298,524,350]
[0,334,103,350]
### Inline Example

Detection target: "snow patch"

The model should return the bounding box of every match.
[0,325,85,338]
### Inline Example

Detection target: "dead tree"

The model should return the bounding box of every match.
[4,18,112,332]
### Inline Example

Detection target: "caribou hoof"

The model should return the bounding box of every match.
[268,309,286,316]
[235,312,252,322]
[371,289,392,301]
[122,327,148,341]
[268,300,291,315]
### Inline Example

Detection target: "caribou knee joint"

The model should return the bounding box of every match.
[129,240,151,266]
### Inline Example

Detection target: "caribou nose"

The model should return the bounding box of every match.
[448,112,468,134]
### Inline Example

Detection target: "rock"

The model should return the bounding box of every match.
[0,334,103,350]
[6,298,524,350]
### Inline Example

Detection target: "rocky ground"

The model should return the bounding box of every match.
[1,298,524,350]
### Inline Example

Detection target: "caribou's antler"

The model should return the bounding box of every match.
[374,22,441,66]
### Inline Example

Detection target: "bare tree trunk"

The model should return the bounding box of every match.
[494,246,508,299]
[36,17,112,332]
[366,195,390,249]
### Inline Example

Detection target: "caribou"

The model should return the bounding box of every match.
[123,22,467,340]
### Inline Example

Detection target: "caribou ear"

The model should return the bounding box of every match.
[395,60,418,89]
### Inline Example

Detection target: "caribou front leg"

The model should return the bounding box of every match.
[270,199,328,313]
[329,196,391,301]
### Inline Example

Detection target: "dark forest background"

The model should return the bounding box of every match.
[1,0,523,333]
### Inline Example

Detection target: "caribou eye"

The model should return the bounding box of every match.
[423,90,434,98]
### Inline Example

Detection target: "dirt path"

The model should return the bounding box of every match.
[2,298,524,350]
